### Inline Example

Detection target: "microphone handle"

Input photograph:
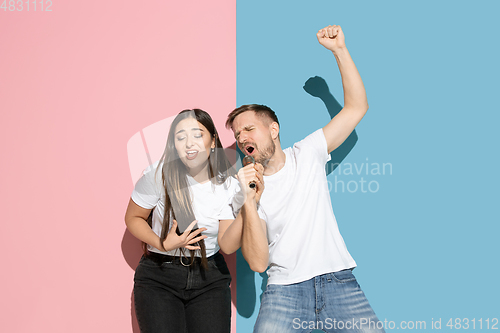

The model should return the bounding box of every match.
[242,155,257,189]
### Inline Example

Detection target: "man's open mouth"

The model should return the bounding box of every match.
[245,146,255,155]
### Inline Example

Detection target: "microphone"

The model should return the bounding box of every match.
[242,155,256,189]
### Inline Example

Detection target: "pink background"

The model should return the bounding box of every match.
[0,1,237,332]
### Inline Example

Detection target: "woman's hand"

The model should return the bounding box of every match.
[162,220,207,251]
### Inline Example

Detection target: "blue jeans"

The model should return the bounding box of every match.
[253,270,385,333]
[133,251,231,333]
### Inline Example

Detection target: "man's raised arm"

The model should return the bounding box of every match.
[318,25,369,154]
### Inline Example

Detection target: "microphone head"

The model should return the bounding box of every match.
[242,155,255,166]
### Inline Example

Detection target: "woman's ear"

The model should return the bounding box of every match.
[211,134,217,149]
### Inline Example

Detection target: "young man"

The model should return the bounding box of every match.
[226,25,385,333]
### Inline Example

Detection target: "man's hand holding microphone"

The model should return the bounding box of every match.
[237,155,265,205]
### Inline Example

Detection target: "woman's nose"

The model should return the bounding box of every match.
[186,135,194,147]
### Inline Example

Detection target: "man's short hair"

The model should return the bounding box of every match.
[225,104,280,130]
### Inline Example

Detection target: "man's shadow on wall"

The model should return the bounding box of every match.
[236,76,358,319]
[304,76,358,175]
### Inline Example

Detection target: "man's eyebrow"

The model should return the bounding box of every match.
[235,125,253,138]
[242,125,254,132]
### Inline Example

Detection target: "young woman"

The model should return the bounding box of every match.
[125,109,260,333]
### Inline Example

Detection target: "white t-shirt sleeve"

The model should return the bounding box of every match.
[218,178,238,220]
[230,182,245,217]
[131,162,162,209]
[219,199,235,220]
[293,128,331,165]
[230,180,267,221]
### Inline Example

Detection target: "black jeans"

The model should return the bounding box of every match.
[134,251,231,333]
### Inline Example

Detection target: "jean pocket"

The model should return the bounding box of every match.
[330,269,356,283]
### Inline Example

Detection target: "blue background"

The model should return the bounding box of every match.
[236,0,500,331]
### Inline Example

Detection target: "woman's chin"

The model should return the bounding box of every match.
[183,158,209,173]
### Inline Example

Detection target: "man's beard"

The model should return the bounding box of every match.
[254,139,276,168]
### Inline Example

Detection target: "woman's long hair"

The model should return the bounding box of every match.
[146,109,234,269]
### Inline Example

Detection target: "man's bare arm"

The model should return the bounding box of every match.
[317,25,369,154]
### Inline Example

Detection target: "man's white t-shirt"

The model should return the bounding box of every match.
[131,161,237,257]
[260,129,357,285]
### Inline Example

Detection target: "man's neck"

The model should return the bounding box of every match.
[263,145,286,176]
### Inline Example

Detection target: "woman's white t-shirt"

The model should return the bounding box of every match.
[131,161,238,257]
